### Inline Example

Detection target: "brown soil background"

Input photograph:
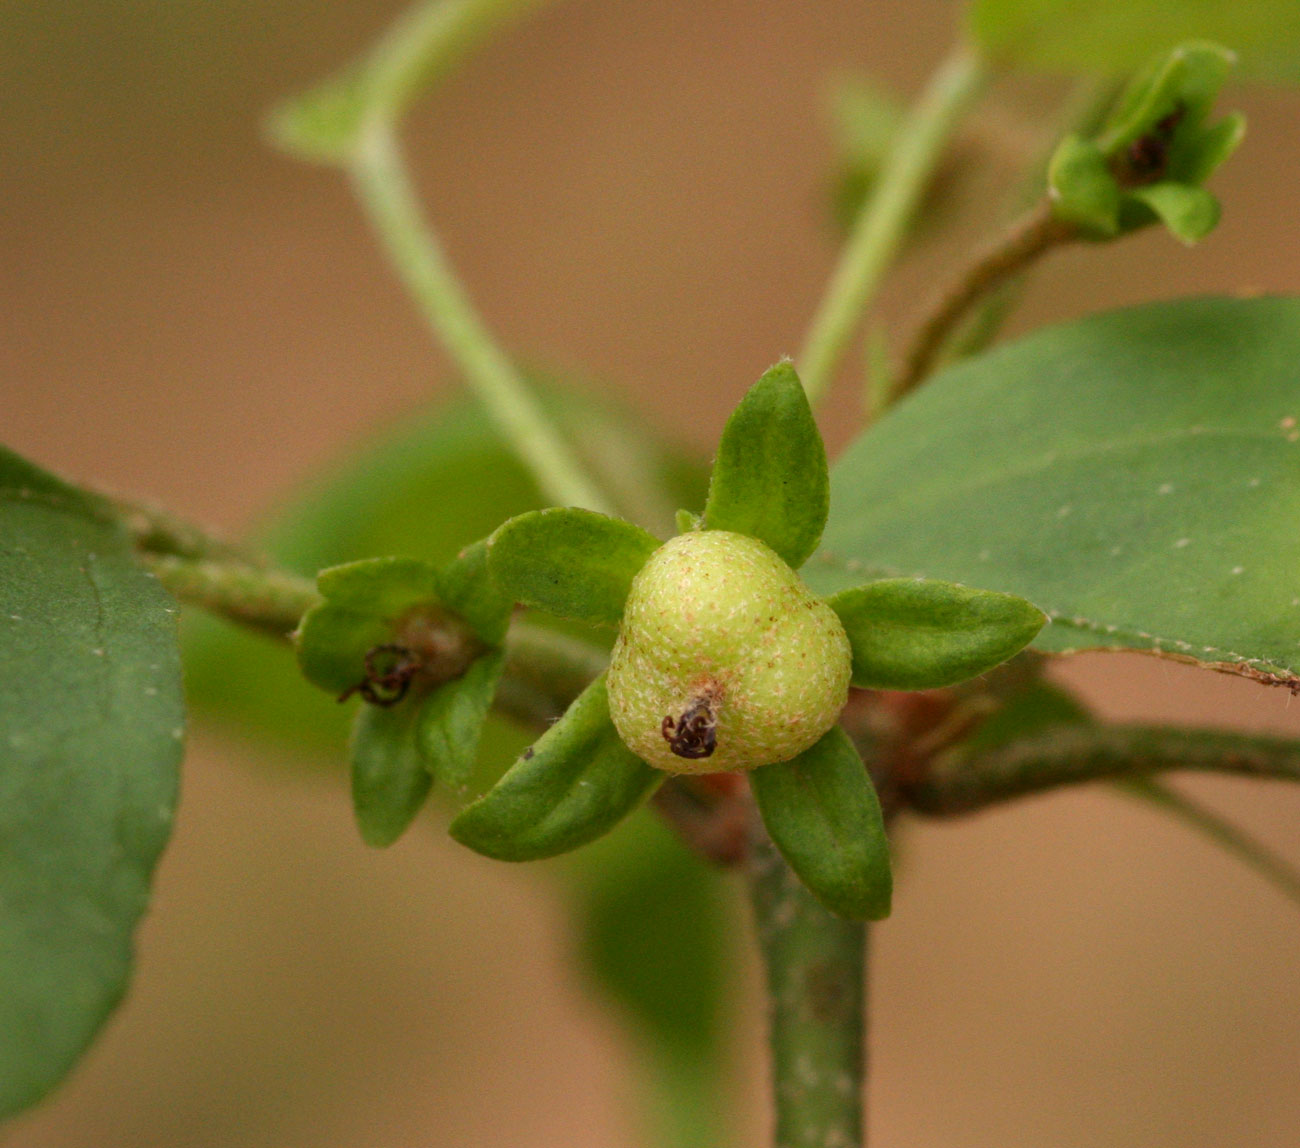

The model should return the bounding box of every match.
[3,1,1300,1145]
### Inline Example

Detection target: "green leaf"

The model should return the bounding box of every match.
[1122,182,1220,244]
[488,508,661,627]
[416,649,506,790]
[1099,41,1236,154]
[750,726,892,921]
[350,700,433,847]
[828,578,1046,690]
[449,674,662,861]
[1047,134,1120,235]
[296,557,441,696]
[969,0,1300,84]
[703,361,829,569]
[807,297,1300,687]
[0,448,184,1118]
[438,538,512,645]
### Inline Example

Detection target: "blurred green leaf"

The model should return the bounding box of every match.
[417,649,506,790]
[0,447,183,1119]
[350,700,433,847]
[751,727,892,921]
[450,674,661,861]
[489,508,661,627]
[807,297,1300,687]
[703,362,829,569]
[968,0,1300,84]
[829,578,1046,690]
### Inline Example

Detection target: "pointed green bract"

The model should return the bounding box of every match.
[450,674,662,861]
[416,649,506,790]
[488,507,661,627]
[808,297,1300,686]
[1123,183,1220,244]
[350,700,434,847]
[438,538,512,644]
[702,362,829,570]
[1048,135,1120,236]
[0,448,184,1119]
[969,1,1300,84]
[750,727,892,921]
[828,579,1046,691]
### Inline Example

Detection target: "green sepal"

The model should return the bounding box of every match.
[296,557,441,695]
[828,578,1046,691]
[675,508,701,534]
[1099,41,1236,157]
[1176,111,1245,186]
[438,538,512,644]
[1122,182,1220,245]
[350,699,433,848]
[702,361,829,570]
[1047,134,1120,236]
[488,507,661,627]
[416,649,507,791]
[449,674,662,861]
[750,726,892,921]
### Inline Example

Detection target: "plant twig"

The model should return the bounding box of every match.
[906,724,1300,816]
[798,48,986,409]
[747,804,866,1148]
[142,555,321,640]
[348,122,615,513]
[892,201,1076,399]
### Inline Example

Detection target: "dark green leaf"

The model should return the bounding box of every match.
[1123,182,1220,244]
[449,674,661,861]
[1048,134,1120,235]
[703,361,829,569]
[969,0,1300,84]
[438,539,512,645]
[807,297,1300,686]
[0,448,183,1118]
[488,508,660,627]
[416,650,506,791]
[750,726,891,921]
[829,578,1046,690]
[350,701,432,847]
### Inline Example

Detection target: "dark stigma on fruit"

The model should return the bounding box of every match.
[662,697,718,760]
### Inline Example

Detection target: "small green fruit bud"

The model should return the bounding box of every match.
[607,531,851,773]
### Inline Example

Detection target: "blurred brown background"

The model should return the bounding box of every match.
[4,1,1300,1145]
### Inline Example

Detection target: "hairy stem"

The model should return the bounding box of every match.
[892,201,1075,399]
[798,48,986,408]
[142,555,320,640]
[748,810,866,1148]
[907,723,1300,816]
[348,122,614,513]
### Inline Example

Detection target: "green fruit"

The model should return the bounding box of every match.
[607,531,852,774]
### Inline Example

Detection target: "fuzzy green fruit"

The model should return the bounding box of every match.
[607,531,852,774]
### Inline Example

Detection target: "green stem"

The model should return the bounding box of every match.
[798,48,986,408]
[348,122,614,513]
[362,0,555,121]
[908,724,1300,816]
[748,813,866,1148]
[143,555,321,640]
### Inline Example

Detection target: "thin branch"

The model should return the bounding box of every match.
[747,804,867,1148]
[142,555,320,640]
[348,122,615,513]
[905,724,1300,817]
[892,201,1076,399]
[798,48,986,409]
